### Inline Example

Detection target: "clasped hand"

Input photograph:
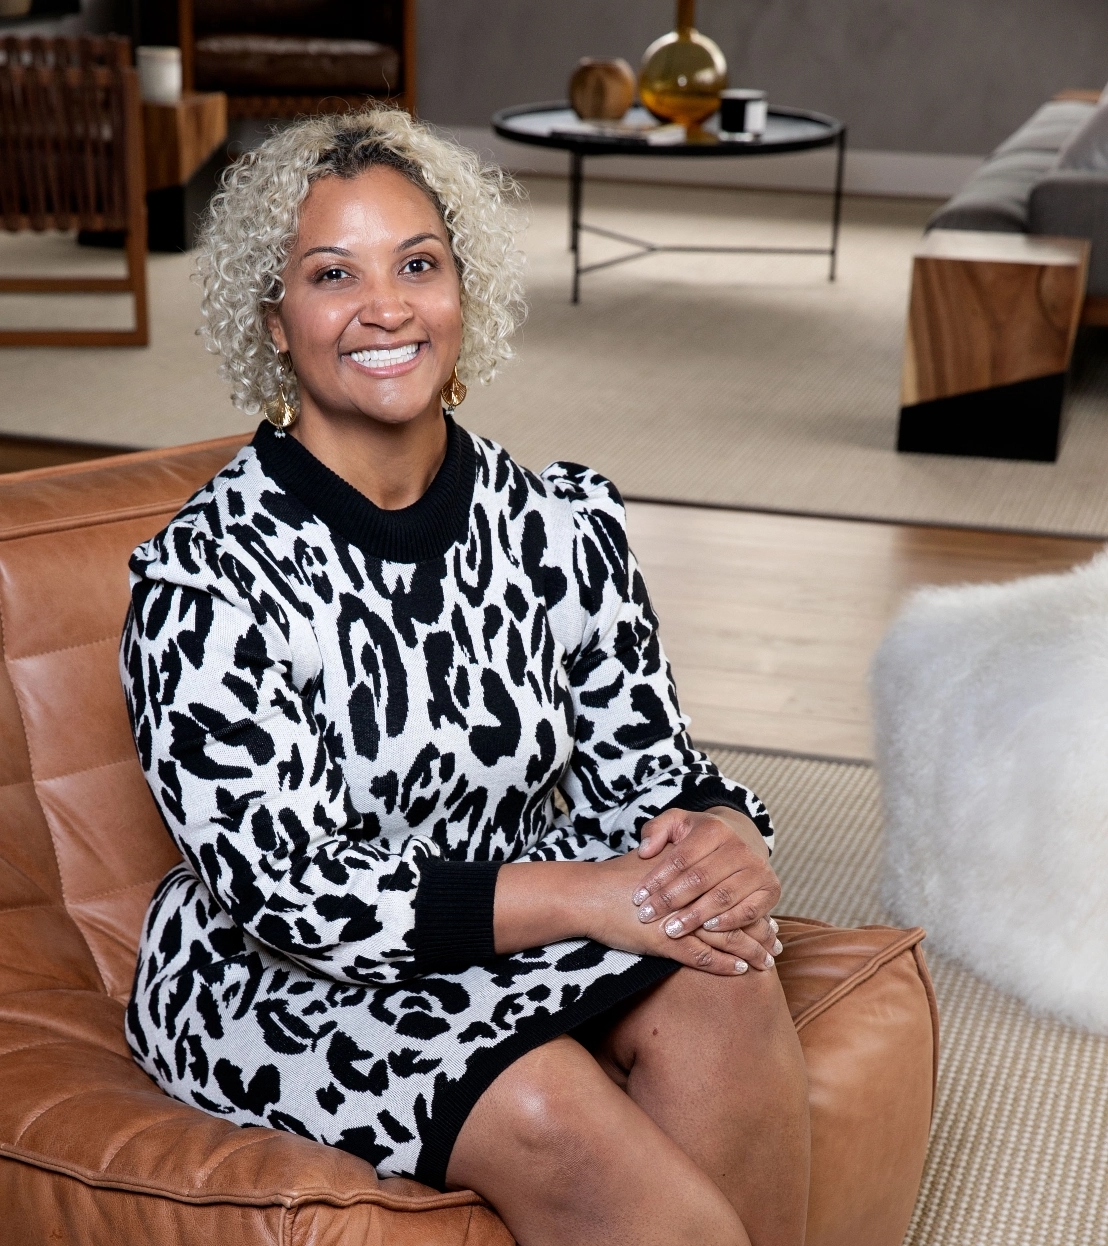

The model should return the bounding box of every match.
[589,807,782,977]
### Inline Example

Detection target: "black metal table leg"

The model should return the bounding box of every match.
[569,151,584,303]
[829,127,847,282]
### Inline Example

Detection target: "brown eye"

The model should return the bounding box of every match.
[403,257,432,275]
[319,267,350,282]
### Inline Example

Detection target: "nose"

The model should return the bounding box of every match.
[355,284,413,332]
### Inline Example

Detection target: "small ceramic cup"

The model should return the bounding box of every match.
[136,46,182,105]
[719,88,768,139]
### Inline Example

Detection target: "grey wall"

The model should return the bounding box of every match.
[417,0,1108,156]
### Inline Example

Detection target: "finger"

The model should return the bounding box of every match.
[699,925,780,970]
[634,820,724,894]
[697,907,777,936]
[639,850,779,925]
[637,807,692,859]
[659,887,779,947]
[703,915,776,953]
[663,933,754,977]
[633,835,740,913]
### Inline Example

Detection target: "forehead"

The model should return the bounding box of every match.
[296,166,446,244]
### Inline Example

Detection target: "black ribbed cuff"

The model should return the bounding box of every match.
[655,776,773,846]
[413,859,503,974]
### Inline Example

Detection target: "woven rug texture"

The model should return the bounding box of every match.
[708,745,1108,1246]
[4,179,1108,534]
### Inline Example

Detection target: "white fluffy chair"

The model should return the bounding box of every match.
[872,547,1108,1033]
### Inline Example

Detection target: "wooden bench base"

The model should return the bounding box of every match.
[899,230,1089,461]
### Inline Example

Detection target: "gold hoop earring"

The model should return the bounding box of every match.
[440,365,467,415]
[266,354,299,437]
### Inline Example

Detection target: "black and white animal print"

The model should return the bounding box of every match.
[120,417,772,1186]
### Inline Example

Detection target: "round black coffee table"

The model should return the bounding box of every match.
[492,102,847,302]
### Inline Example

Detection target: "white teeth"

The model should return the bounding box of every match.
[350,343,420,365]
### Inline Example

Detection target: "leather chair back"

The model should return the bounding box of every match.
[0,436,245,1003]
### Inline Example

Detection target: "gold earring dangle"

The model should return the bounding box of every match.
[266,355,299,438]
[440,365,467,415]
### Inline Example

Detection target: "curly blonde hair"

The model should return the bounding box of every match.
[196,109,527,416]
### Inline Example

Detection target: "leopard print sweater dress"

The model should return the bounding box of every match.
[120,415,773,1188]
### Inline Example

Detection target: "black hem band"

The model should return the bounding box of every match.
[413,858,503,974]
[252,412,477,564]
[412,951,678,1189]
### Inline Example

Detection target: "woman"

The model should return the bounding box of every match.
[121,109,810,1246]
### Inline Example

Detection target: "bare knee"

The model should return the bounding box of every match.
[447,1037,608,1195]
[660,963,790,1032]
[475,1039,612,1194]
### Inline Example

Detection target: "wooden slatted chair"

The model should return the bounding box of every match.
[0,34,148,347]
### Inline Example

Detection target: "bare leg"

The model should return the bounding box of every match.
[594,966,810,1246]
[446,1033,750,1246]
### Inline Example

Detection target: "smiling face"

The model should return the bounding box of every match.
[267,165,462,433]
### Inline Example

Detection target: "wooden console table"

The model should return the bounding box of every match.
[143,91,227,193]
[898,230,1089,462]
[142,91,227,250]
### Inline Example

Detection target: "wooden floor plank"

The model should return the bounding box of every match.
[626,502,1102,760]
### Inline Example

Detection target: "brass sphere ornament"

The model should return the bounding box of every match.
[639,0,728,127]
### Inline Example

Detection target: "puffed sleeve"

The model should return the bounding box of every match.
[120,522,489,986]
[527,464,773,862]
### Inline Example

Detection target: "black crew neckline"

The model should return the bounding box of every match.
[251,413,476,564]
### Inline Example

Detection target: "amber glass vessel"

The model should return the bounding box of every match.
[639,0,728,126]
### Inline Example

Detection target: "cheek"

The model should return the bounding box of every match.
[283,291,351,354]
[422,285,463,346]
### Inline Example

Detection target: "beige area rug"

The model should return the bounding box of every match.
[708,745,1108,1246]
[4,178,1108,534]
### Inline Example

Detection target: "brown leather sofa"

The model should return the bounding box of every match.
[0,436,939,1245]
[134,0,414,118]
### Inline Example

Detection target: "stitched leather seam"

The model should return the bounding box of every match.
[66,876,166,908]
[786,924,927,1032]
[35,755,138,786]
[0,900,64,915]
[6,633,118,663]
[202,1128,292,1184]
[0,497,188,544]
[4,646,112,994]
[0,1037,80,1062]
[0,1143,486,1210]
[0,603,87,981]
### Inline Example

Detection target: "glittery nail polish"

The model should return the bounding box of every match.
[769,917,779,934]
[735,959,749,974]
[772,939,783,956]
[664,917,683,937]
[764,953,775,969]
[632,888,649,905]
[638,903,655,922]
[702,916,720,931]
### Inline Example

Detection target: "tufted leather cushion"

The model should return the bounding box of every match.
[0,439,938,1245]
[194,34,399,94]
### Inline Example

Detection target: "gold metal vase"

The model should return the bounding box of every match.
[639,0,728,127]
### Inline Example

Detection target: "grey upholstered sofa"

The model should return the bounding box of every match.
[930,92,1108,303]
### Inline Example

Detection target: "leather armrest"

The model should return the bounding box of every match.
[0,991,506,1245]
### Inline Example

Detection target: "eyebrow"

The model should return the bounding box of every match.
[396,231,442,251]
[300,245,353,261]
[298,233,445,263]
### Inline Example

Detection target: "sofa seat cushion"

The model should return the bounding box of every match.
[927,149,1059,233]
[194,33,400,93]
[991,100,1096,158]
